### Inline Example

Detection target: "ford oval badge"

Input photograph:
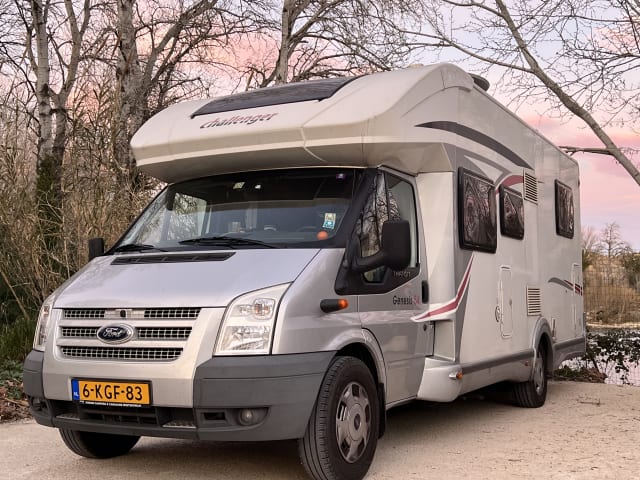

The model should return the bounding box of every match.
[97,324,134,344]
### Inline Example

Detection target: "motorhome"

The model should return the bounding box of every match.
[24,63,585,480]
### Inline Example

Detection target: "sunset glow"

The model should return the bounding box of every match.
[521,111,640,248]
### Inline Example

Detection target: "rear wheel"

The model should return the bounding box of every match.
[59,429,140,458]
[299,356,379,480]
[513,344,547,408]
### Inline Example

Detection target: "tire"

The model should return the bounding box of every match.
[59,429,140,459]
[513,344,548,408]
[298,356,379,480]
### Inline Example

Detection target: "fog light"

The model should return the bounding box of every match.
[239,408,257,426]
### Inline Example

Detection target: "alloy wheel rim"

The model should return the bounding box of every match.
[335,381,371,463]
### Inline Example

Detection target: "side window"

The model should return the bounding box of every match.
[458,168,497,253]
[355,172,418,283]
[499,186,524,240]
[555,180,574,239]
[388,175,418,267]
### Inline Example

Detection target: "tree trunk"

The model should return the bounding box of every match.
[275,0,294,85]
[115,0,145,185]
[30,0,63,241]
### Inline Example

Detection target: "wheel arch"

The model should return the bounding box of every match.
[532,317,554,377]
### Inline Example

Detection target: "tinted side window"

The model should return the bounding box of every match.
[499,186,524,240]
[555,180,574,239]
[388,175,419,267]
[458,168,497,253]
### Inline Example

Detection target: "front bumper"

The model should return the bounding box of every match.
[24,350,334,441]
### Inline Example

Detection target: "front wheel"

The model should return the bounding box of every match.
[299,356,379,480]
[59,429,140,458]
[513,344,548,408]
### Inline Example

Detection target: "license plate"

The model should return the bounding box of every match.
[72,379,151,407]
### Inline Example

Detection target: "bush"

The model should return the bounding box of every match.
[560,329,640,385]
[585,329,640,384]
[0,359,24,400]
[0,317,35,361]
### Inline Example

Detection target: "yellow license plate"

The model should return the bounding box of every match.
[72,379,151,406]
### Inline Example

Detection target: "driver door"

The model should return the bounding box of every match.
[355,170,429,404]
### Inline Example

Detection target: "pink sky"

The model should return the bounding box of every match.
[521,111,640,249]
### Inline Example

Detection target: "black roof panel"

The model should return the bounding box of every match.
[191,77,357,118]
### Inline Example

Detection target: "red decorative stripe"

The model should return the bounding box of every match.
[500,175,524,188]
[414,256,474,320]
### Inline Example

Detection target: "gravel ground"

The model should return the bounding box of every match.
[2,381,639,480]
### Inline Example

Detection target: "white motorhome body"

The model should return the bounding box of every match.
[24,64,585,480]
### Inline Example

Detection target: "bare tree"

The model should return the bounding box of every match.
[413,0,640,187]
[582,225,601,270]
[243,0,420,88]
[599,222,631,259]
[0,87,54,311]
[18,0,95,221]
[112,0,252,182]
[598,221,631,284]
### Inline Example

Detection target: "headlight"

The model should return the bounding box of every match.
[215,283,290,355]
[33,297,56,351]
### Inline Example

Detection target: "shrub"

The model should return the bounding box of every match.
[0,318,35,361]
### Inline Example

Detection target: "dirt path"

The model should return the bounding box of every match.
[2,382,639,480]
[373,381,640,479]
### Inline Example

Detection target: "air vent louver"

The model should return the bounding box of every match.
[524,172,538,204]
[112,253,234,265]
[527,286,542,316]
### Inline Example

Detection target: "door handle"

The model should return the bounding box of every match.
[421,280,429,304]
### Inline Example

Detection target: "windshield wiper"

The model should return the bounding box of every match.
[112,243,167,253]
[179,236,276,249]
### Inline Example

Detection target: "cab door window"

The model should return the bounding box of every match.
[355,172,418,283]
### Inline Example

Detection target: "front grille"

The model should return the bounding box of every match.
[64,309,105,319]
[61,346,183,361]
[138,327,192,340]
[58,306,200,362]
[61,326,192,340]
[144,308,200,319]
[61,327,99,338]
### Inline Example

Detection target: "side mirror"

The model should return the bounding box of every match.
[351,220,411,273]
[88,237,105,262]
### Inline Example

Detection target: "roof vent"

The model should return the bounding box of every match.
[471,74,490,91]
[191,77,357,118]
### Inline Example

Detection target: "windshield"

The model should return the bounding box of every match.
[114,168,361,251]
